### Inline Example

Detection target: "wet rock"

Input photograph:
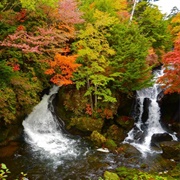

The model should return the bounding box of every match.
[116,116,134,131]
[151,133,173,147]
[141,98,151,123]
[106,125,125,142]
[0,141,20,157]
[90,131,106,147]
[104,171,119,180]
[160,141,180,160]
[148,154,176,172]
[117,143,141,157]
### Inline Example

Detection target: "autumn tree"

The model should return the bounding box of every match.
[73,10,118,113]
[45,53,81,86]
[158,36,180,94]
[80,0,128,23]
[168,12,180,41]
[0,0,84,124]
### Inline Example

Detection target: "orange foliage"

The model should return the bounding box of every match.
[45,53,81,86]
[16,9,26,22]
[102,108,113,119]
[16,25,26,31]
[146,47,159,66]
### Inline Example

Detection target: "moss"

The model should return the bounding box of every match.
[104,171,119,180]
[116,166,171,180]
[106,125,125,142]
[90,131,106,147]
[160,141,180,161]
[69,117,104,133]
[105,139,117,151]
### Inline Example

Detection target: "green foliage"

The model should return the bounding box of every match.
[73,10,118,111]
[108,22,153,94]
[0,163,27,180]
[134,1,172,53]
[0,87,16,123]
[20,0,59,10]
[0,163,10,180]
[0,60,13,87]
[104,171,119,180]
[80,0,127,23]
[116,166,169,180]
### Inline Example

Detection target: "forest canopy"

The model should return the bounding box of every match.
[0,0,179,124]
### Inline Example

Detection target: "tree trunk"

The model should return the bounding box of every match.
[94,85,98,110]
[87,77,93,112]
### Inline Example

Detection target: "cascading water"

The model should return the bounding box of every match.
[124,69,177,155]
[22,86,88,165]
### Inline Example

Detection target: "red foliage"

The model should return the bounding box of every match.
[58,0,84,24]
[103,108,113,119]
[158,38,180,94]
[0,27,72,54]
[45,53,81,86]
[16,25,26,31]
[16,9,27,22]
[85,104,92,115]
[13,64,20,71]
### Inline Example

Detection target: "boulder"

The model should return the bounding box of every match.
[160,141,180,160]
[151,133,173,147]
[116,116,134,131]
[90,131,106,147]
[106,125,125,142]
[117,143,141,157]
[69,117,104,133]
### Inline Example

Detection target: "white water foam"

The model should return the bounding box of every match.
[23,86,87,163]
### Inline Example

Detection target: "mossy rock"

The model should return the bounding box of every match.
[167,163,180,179]
[105,139,117,151]
[90,131,106,147]
[106,125,125,142]
[69,117,104,133]
[104,171,119,180]
[160,141,180,160]
[116,166,168,180]
[116,116,134,131]
[55,86,88,125]
[148,155,176,172]
[116,144,141,157]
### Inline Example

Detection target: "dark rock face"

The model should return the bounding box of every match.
[160,141,180,160]
[141,98,151,123]
[0,125,23,146]
[115,116,134,131]
[160,93,180,136]
[151,133,173,147]
[106,125,125,142]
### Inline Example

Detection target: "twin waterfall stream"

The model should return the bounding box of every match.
[19,69,178,178]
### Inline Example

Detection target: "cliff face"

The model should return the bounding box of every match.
[160,93,180,140]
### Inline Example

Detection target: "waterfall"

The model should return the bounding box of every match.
[23,86,88,164]
[124,69,177,155]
